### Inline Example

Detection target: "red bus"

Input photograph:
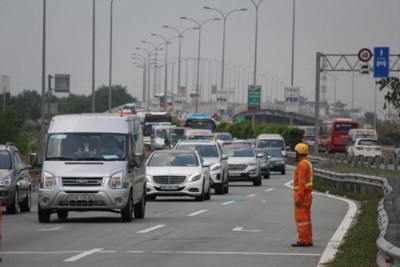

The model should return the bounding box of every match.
[318,118,359,153]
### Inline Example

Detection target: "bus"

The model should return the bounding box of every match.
[184,113,216,131]
[142,112,173,148]
[318,118,359,153]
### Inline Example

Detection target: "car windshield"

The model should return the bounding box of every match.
[176,144,219,158]
[223,146,254,157]
[147,152,199,167]
[358,139,379,146]
[257,140,284,150]
[169,129,185,142]
[46,133,126,160]
[215,133,232,141]
[0,151,12,169]
[265,149,283,158]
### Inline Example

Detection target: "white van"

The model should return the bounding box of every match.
[255,134,287,157]
[38,114,146,223]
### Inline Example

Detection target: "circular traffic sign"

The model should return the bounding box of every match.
[358,48,372,62]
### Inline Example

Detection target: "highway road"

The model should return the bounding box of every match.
[3,167,353,267]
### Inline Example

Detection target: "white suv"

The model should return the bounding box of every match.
[175,140,229,195]
[222,143,263,187]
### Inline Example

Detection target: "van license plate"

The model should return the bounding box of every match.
[160,185,179,191]
[68,194,95,202]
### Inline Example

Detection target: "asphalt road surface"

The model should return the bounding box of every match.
[2,167,352,267]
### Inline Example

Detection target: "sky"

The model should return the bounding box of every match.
[1,0,400,116]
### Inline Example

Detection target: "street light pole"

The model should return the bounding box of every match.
[132,54,147,103]
[92,0,96,113]
[163,26,197,97]
[141,40,163,98]
[249,0,264,86]
[135,47,152,108]
[151,33,170,109]
[108,0,114,112]
[180,17,220,113]
[290,0,295,86]
[203,7,247,92]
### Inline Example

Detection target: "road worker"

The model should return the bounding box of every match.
[292,143,314,247]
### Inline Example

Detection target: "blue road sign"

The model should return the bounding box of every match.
[373,47,389,78]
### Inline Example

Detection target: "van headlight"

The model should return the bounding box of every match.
[188,173,201,182]
[210,163,221,171]
[42,171,56,189]
[110,171,123,189]
[0,175,12,187]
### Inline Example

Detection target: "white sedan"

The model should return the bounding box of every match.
[145,149,211,201]
[347,138,382,158]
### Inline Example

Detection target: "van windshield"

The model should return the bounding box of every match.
[256,140,284,150]
[46,133,127,160]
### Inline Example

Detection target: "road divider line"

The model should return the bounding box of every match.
[232,227,261,233]
[63,248,104,262]
[188,209,207,216]
[265,188,274,192]
[221,200,235,205]
[126,250,320,257]
[137,224,166,234]
[247,193,257,198]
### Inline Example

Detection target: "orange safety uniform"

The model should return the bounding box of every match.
[293,156,313,245]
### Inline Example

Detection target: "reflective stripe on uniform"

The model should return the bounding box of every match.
[293,159,313,191]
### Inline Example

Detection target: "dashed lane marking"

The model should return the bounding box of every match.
[188,209,208,216]
[137,224,166,234]
[63,248,114,262]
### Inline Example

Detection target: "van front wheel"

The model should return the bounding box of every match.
[121,195,133,222]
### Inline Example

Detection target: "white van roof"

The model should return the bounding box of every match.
[48,114,139,134]
[256,133,284,140]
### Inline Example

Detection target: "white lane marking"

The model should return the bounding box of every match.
[232,227,261,233]
[265,188,274,192]
[221,200,235,205]
[316,194,357,266]
[284,179,358,266]
[188,209,207,217]
[137,224,166,234]
[247,193,257,198]
[35,226,66,231]
[126,250,320,257]
[63,248,105,262]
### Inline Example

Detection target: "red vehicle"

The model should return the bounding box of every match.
[318,118,359,153]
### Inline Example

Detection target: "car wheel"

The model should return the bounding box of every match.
[20,187,32,212]
[253,175,262,186]
[215,183,224,195]
[205,184,211,200]
[121,193,133,222]
[195,184,205,201]
[6,189,19,214]
[57,210,68,220]
[264,171,270,179]
[281,168,286,175]
[134,191,146,219]
[38,204,51,223]
[224,181,229,194]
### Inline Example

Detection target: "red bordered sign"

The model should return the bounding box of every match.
[358,48,372,62]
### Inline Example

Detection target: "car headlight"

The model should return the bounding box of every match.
[188,173,201,182]
[146,174,153,183]
[0,175,12,187]
[210,163,221,171]
[42,171,56,189]
[110,171,123,189]
[248,160,257,166]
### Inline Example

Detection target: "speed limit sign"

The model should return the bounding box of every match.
[358,48,372,62]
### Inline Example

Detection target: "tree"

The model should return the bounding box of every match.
[376,77,400,115]
[92,85,136,112]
